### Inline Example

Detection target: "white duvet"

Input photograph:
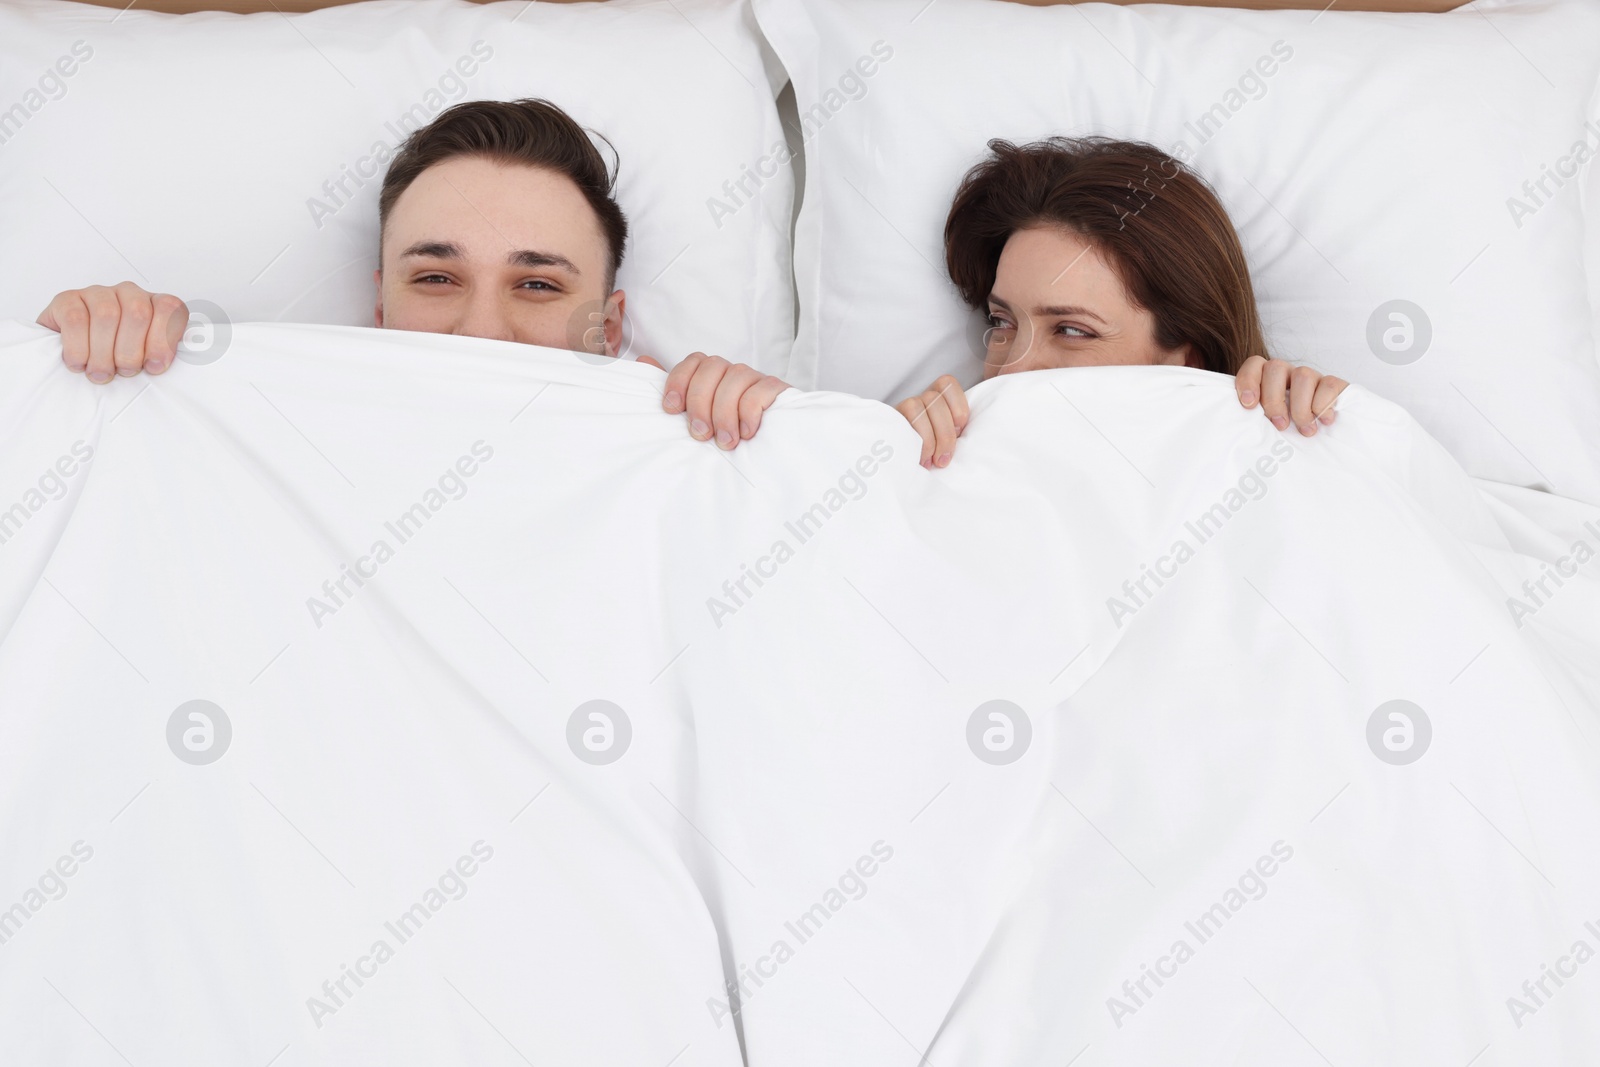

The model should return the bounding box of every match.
[1,321,1597,1067]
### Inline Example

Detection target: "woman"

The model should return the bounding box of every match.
[897,137,1346,468]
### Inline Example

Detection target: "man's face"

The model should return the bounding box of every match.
[375,155,624,355]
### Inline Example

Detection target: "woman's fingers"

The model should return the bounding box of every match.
[1249,358,1345,436]
[895,376,968,468]
[1235,354,1268,409]
[1312,374,1347,427]
[895,396,938,466]
[1288,365,1324,435]
[923,376,969,467]
[922,393,959,467]
[932,375,971,437]
[1257,358,1292,431]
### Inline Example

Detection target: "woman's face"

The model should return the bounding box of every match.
[982,225,1196,378]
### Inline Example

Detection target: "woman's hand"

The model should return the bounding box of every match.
[895,374,970,469]
[659,352,789,450]
[38,282,189,382]
[1235,356,1346,437]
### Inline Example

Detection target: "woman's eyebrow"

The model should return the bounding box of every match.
[1034,304,1106,323]
[990,293,1105,325]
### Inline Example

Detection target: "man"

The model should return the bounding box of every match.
[36,98,787,451]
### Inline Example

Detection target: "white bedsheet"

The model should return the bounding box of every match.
[0,321,1597,1066]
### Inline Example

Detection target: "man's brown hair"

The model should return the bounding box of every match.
[945,137,1267,375]
[379,98,629,289]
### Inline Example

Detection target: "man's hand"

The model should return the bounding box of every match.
[660,352,789,450]
[895,374,969,469]
[37,282,188,383]
[1235,355,1346,437]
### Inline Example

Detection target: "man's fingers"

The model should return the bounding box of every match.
[661,352,702,413]
[1258,359,1291,430]
[682,354,730,441]
[1236,354,1268,408]
[735,375,789,441]
[41,291,91,372]
[83,286,123,385]
[895,397,937,466]
[112,285,155,378]
[1288,366,1321,435]
[669,355,788,447]
[146,294,189,375]
[40,284,183,380]
[710,362,761,449]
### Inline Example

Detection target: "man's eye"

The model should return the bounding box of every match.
[416,274,452,285]
[519,279,557,291]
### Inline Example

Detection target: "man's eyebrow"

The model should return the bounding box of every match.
[400,240,461,259]
[507,249,580,274]
[398,243,581,275]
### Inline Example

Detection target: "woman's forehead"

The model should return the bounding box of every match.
[992,227,1127,311]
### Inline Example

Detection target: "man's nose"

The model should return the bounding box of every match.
[454,290,516,342]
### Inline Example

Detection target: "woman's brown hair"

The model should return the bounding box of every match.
[945,137,1267,375]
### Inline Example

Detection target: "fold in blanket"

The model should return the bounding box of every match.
[0,322,1597,1066]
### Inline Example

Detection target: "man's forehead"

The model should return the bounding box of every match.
[382,159,606,269]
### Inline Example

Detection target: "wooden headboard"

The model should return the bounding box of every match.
[68,0,1470,15]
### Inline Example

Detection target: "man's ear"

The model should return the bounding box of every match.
[373,268,384,328]
[604,289,626,356]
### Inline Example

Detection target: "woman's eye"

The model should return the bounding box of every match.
[986,314,1014,330]
[1056,323,1092,338]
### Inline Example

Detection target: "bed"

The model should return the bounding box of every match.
[2,1,1596,1065]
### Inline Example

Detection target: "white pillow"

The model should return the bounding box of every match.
[0,0,794,373]
[1587,93,1600,361]
[757,0,1600,502]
